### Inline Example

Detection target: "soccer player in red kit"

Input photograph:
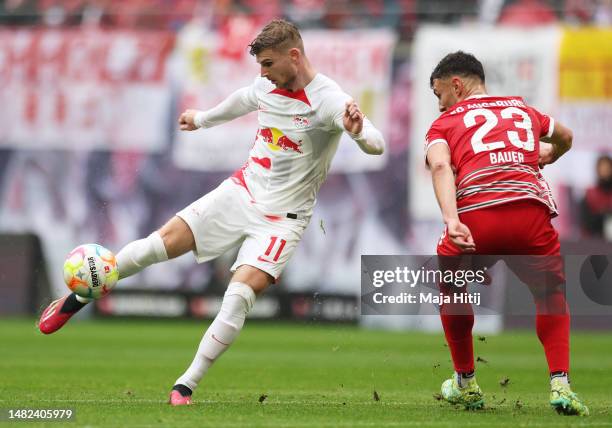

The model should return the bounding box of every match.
[425,52,588,415]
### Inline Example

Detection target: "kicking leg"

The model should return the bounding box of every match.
[39,216,195,334]
[170,265,271,405]
[118,215,195,278]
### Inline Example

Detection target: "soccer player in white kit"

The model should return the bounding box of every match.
[38,19,385,405]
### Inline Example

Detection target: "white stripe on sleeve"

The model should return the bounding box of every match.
[546,117,555,138]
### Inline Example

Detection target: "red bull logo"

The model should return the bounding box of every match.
[259,127,303,154]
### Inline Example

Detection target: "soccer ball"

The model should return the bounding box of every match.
[63,244,119,299]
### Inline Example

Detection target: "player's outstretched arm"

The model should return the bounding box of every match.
[178,86,258,132]
[343,100,385,155]
[539,120,573,168]
[427,143,475,252]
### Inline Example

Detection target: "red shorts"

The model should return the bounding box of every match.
[436,200,564,290]
[437,200,560,256]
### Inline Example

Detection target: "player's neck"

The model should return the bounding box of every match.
[462,85,488,101]
[288,62,317,92]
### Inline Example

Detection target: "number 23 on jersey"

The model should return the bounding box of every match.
[463,107,535,154]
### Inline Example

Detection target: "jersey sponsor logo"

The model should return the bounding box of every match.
[259,128,303,154]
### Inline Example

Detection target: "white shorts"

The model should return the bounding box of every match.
[176,179,309,281]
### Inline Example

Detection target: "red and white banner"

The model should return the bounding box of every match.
[0,29,174,151]
[171,27,396,172]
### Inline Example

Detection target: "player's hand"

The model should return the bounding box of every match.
[538,142,555,169]
[178,109,200,131]
[343,100,364,135]
[447,219,476,252]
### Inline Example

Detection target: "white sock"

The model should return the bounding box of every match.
[75,295,92,303]
[115,232,168,279]
[550,372,569,386]
[456,371,475,388]
[174,282,256,392]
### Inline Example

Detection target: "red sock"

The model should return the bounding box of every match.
[535,291,570,373]
[440,300,475,373]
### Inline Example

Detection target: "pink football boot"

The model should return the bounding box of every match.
[169,390,193,406]
[38,294,84,334]
[169,385,193,406]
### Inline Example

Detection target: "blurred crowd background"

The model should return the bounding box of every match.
[1,0,611,37]
[0,0,610,305]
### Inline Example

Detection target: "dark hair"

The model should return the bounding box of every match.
[596,154,612,172]
[248,19,304,56]
[429,51,485,87]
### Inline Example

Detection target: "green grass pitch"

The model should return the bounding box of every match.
[1,318,610,427]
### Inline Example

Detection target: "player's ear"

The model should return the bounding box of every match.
[451,77,463,97]
[288,47,301,63]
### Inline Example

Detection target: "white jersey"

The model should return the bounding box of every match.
[197,73,383,218]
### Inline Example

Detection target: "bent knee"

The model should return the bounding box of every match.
[158,216,195,258]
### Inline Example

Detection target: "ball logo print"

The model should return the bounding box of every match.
[63,244,119,300]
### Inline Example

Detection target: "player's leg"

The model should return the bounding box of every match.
[115,215,195,278]
[438,267,476,379]
[512,258,587,415]
[437,267,483,408]
[170,265,271,405]
[435,215,505,409]
[170,214,305,405]
[435,234,482,408]
[515,256,569,374]
[39,216,195,334]
[506,209,588,415]
[40,179,244,335]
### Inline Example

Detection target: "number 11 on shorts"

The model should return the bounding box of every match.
[260,236,287,263]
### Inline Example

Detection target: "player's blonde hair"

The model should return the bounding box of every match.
[248,19,304,56]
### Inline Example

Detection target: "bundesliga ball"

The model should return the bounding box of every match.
[63,244,119,299]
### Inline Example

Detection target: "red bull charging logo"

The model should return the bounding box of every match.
[259,128,303,154]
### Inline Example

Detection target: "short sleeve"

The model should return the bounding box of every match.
[424,120,449,157]
[530,107,555,138]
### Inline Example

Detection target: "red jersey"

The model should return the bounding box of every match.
[425,95,558,216]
